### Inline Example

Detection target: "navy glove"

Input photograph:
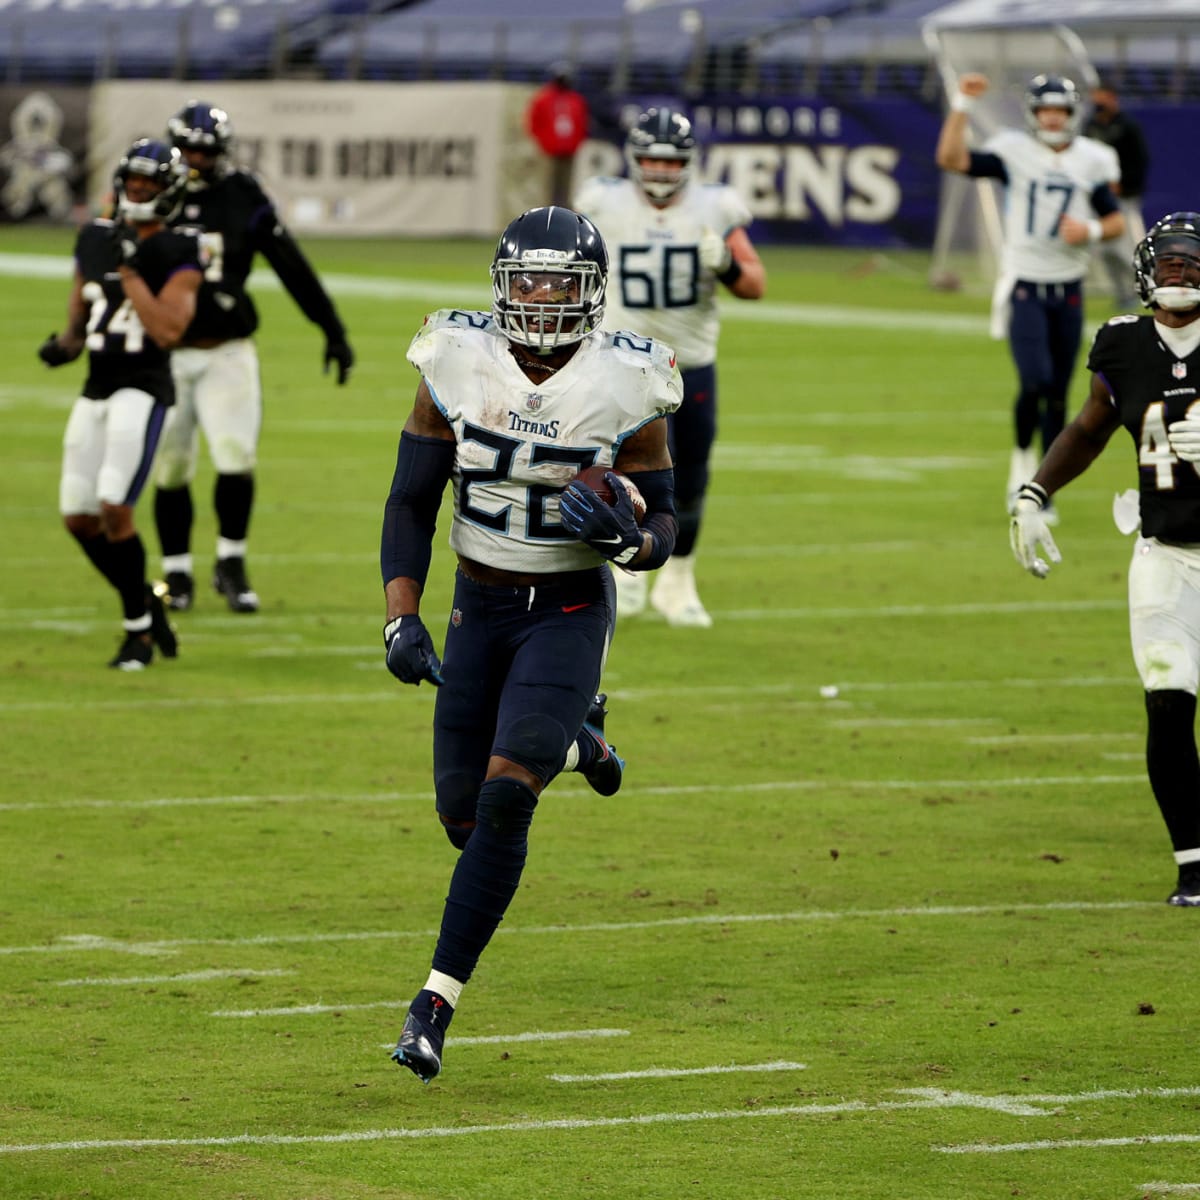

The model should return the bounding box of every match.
[37,332,77,367]
[383,614,444,686]
[559,473,643,566]
[324,335,354,385]
[110,222,140,266]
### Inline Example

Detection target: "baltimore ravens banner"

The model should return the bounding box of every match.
[89,81,538,236]
[575,96,946,248]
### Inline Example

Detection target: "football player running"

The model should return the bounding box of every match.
[38,140,203,668]
[380,206,681,1082]
[574,106,766,627]
[152,101,354,614]
[1010,212,1200,907]
[936,72,1124,518]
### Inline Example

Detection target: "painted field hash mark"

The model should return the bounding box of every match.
[4,1085,1198,1156]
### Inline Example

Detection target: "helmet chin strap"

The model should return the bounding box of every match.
[1153,287,1200,312]
[1036,129,1072,148]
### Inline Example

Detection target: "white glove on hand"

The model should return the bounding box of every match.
[1167,414,1200,463]
[1009,482,1061,579]
[698,228,732,274]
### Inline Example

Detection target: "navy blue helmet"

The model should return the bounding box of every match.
[1023,74,1082,147]
[113,138,187,224]
[167,101,233,180]
[624,106,696,202]
[490,206,608,353]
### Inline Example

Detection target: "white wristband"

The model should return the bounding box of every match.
[950,93,977,114]
[1086,219,1103,243]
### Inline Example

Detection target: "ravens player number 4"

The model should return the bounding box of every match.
[151,100,355,614]
[38,139,203,669]
[380,206,681,1083]
[1009,212,1200,907]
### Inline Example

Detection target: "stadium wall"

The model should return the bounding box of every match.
[1,81,1195,244]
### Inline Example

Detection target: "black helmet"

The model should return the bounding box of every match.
[1134,212,1200,311]
[113,138,187,224]
[490,206,608,352]
[624,106,696,202]
[1023,74,1081,147]
[166,101,233,181]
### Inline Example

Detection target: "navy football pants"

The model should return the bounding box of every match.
[432,565,615,823]
[669,363,717,558]
[1007,278,1084,454]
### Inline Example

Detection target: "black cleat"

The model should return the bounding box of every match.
[213,556,259,613]
[164,570,194,611]
[1168,868,1200,907]
[108,632,153,671]
[390,992,452,1084]
[146,583,178,659]
[580,692,625,797]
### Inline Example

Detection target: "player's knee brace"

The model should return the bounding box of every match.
[494,713,570,783]
[476,776,539,839]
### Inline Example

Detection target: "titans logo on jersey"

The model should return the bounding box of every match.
[1090,315,1200,540]
[407,308,682,573]
[573,176,750,369]
[74,220,203,403]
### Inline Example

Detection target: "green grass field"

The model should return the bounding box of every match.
[2,225,1195,1200]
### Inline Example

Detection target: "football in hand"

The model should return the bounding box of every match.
[569,466,647,525]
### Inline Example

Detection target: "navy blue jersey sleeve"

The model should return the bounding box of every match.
[967,151,1008,182]
[1089,182,1120,217]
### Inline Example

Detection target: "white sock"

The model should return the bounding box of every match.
[425,969,464,1009]
[217,537,247,560]
[162,553,193,574]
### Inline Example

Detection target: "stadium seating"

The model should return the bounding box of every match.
[0,0,386,80]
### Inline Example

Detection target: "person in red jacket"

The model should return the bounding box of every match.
[526,67,590,207]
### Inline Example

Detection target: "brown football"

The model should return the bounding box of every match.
[569,465,647,525]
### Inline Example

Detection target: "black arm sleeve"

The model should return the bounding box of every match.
[624,466,677,572]
[381,430,456,588]
[253,213,346,339]
[966,151,1008,183]
[1089,182,1120,218]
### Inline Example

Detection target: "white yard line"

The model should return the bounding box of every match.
[937,1133,1200,1154]
[548,1060,806,1083]
[0,773,1146,815]
[3,1084,1196,1156]
[0,253,990,336]
[0,899,1153,959]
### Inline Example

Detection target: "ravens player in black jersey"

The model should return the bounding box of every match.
[1011,212,1200,906]
[38,139,204,669]
[152,101,354,613]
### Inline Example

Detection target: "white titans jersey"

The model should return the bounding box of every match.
[573,176,752,369]
[407,309,682,574]
[980,130,1120,283]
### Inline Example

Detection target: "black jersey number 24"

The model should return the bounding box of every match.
[82,280,144,354]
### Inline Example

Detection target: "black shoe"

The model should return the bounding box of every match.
[164,571,194,612]
[213,556,259,613]
[390,991,452,1084]
[146,584,179,659]
[108,632,153,671]
[580,692,625,797]
[1167,869,1200,907]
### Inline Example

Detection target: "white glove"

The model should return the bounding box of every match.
[698,228,732,274]
[1167,414,1200,463]
[1009,482,1061,579]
